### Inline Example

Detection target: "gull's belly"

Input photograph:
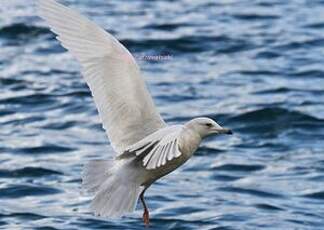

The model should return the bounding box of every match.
[138,153,190,187]
[140,131,201,186]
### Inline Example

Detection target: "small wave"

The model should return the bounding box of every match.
[15,145,74,155]
[156,94,196,103]
[196,146,225,156]
[273,38,324,51]
[1,116,45,126]
[302,191,324,200]
[212,174,242,182]
[289,69,324,78]
[0,184,61,198]
[230,107,322,123]
[232,13,280,21]
[0,23,51,39]
[0,167,62,178]
[256,1,286,6]
[238,70,280,76]
[254,203,284,211]
[143,22,190,31]
[1,212,46,221]
[0,220,7,226]
[286,218,319,227]
[0,110,15,117]
[308,175,324,181]
[229,107,324,135]
[0,78,27,86]
[121,35,251,54]
[304,22,324,29]
[0,94,56,106]
[21,69,79,77]
[41,121,78,130]
[256,50,282,59]
[212,163,265,172]
[253,87,291,95]
[56,91,90,98]
[254,87,324,96]
[219,186,283,198]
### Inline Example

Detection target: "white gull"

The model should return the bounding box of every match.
[38,0,232,226]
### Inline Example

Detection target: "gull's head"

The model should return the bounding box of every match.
[185,117,233,138]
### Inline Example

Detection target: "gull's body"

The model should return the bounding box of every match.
[38,0,232,226]
[117,124,201,187]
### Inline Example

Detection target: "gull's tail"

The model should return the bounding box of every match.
[82,160,143,218]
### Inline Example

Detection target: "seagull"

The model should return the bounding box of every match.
[38,0,233,226]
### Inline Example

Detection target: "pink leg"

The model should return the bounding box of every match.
[140,190,149,227]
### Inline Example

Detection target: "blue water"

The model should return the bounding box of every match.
[1,0,324,229]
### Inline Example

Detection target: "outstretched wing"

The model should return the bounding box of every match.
[124,126,183,170]
[39,0,166,153]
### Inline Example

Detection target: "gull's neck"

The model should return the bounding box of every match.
[178,124,202,156]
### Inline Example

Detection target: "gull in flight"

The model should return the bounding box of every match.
[38,0,233,226]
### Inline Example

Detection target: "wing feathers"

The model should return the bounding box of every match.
[39,0,165,153]
[145,140,182,170]
[123,126,183,170]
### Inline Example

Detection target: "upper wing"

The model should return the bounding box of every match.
[125,126,183,170]
[38,0,166,153]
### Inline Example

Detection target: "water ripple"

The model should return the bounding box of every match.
[0,167,63,178]
[212,164,265,172]
[0,184,61,198]
[0,23,50,39]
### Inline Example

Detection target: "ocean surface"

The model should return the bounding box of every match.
[1,0,324,229]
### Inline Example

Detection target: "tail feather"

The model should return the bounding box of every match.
[82,160,114,193]
[82,159,143,218]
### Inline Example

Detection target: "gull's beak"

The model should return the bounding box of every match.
[212,127,233,135]
[224,128,233,135]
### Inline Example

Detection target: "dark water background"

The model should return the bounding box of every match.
[1,0,324,229]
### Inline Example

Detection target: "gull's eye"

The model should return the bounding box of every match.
[205,123,213,128]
